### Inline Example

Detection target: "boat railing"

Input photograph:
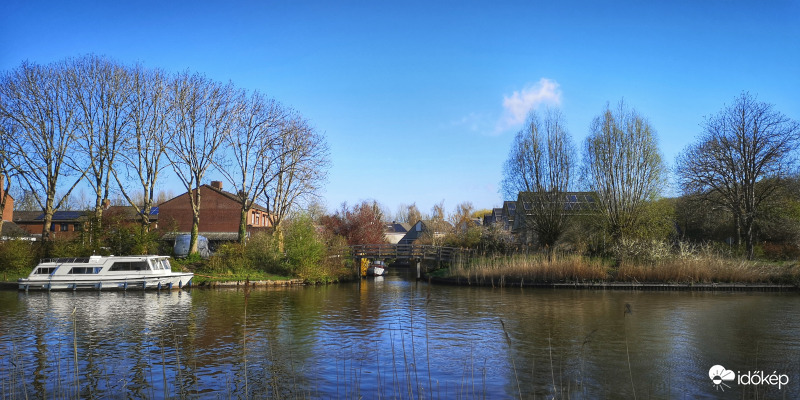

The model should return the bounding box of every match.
[39,257,92,264]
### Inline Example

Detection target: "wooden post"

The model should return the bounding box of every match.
[416,259,421,280]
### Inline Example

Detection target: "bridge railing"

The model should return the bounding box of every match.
[350,244,472,263]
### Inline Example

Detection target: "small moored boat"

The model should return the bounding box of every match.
[366,260,386,276]
[18,255,193,291]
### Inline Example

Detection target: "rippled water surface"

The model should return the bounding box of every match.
[2,268,799,399]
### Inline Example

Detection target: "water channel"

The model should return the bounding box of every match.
[1,267,799,399]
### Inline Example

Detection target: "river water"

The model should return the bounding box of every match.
[1,268,799,399]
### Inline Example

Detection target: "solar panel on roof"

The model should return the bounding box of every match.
[51,211,84,220]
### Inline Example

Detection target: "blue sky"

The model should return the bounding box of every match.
[3,1,799,217]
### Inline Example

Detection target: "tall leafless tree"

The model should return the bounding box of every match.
[582,100,665,248]
[0,122,16,235]
[502,109,576,253]
[0,60,86,242]
[677,92,800,259]
[114,64,171,230]
[217,89,289,243]
[165,72,235,254]
[262,113,330,243]
[69,55,130,229]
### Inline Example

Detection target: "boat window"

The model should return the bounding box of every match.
[68,267,100,274]
[162,260,172,271]
[34,267,56,275]
[109,261,150,271]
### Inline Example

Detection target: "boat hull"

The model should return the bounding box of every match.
[18,273,193,291]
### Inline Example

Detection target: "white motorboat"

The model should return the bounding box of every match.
[18,255,193,291]
[366,260,386,276]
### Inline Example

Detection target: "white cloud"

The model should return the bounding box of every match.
[496,78,562,133]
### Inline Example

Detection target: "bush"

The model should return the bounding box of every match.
[0,239,37,275]
[244,232,285,274]
[283,213,327,281]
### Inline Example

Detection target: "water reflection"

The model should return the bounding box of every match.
[1,271,799,399]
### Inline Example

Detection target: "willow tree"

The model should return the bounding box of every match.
[582,101,666,248]
[501,108,575,254]
[677,92,800,259]
[0,60,85,242]
[165,72,235,254]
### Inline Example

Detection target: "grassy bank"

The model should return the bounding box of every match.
[443,252,800,286]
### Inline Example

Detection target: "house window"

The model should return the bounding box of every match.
[50,224,55,232]
[61,223,69,231]
[255,213,260,226]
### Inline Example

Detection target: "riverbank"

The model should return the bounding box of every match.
[429,276,798,291]
[433,252,800,291]
[193,278,306,288]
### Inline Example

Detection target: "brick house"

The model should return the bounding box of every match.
[158,181,272,241]
[14,210,91,239]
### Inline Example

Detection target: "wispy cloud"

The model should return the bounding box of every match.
[496,78,562,133]
[450,112,487,133]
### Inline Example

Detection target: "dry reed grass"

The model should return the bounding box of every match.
[449,253,608,283]
[448,250,800,285]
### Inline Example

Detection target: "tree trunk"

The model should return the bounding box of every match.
[239,207,248,244]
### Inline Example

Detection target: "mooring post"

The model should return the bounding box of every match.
[416,259,421,280]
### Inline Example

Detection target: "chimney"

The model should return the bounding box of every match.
[211,181,223,190]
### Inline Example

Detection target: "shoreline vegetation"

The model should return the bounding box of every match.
[435,252,800,290]
[4,248,800,291]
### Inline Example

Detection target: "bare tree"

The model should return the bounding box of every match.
[677,92,800,259]
[114,64,171,230]
[165,72,236,254]
[69,54,130,228]
[0,60,85,241]
[582,100,665,248]
[449,201,476,231]
[0,122,16,234]
[501,108,576,253]
[395,203,423,224]
[262,113,330,242]
[217,89,288,243]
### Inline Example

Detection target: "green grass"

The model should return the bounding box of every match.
[1,271,27,282]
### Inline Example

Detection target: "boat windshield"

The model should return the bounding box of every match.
[150,258,171,270]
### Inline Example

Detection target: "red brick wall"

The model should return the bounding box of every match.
[159,186,271,233]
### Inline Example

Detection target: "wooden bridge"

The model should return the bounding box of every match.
[350,244,471,263]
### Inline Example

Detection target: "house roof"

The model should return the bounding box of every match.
[13,210,90,222]
[516,191,596,213]
[105,205,159,220]
[385,222,411,234]
[398,220,453,244]
[160,184,269,212]
[1,221,29,237]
